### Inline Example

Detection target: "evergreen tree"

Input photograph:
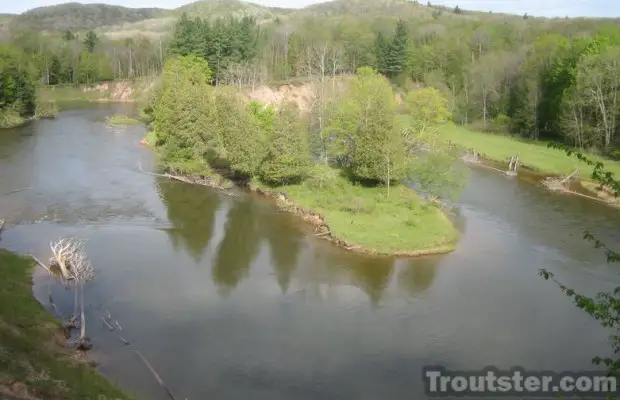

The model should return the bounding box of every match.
[385,20,409,78]
[0,45,36,117]
[374,32,389,76]
[259,102,311,185]
[83,31,98,53]
[215,88,266,177]
[154,55,214,167]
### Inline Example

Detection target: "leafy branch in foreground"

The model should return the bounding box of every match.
[541,143,620,375]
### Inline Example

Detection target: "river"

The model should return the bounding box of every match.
[1,105,619,399]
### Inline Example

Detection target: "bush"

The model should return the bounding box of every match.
[35,101,59,119]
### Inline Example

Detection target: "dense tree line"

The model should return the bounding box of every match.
[159,11,620,153]
[4,28,164,85]
[5,2,620,153]
[152,55,461,200]
[168,14,260,85]
[0,45,37,124]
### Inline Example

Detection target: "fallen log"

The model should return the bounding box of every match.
[3,186,31,195]
[560,169,579,184]
[137,162,235,196]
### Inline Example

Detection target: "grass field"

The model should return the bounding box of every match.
[255,167,458,255]
[37,85,109,103]
[106,115,142,125]
[0,250,131,399]
[440,125,620,178]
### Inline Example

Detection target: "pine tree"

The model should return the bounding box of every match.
[385,20,409,78]
[374,32,389,76]
[83,31,98,53]
[259,102,311,185]
[215,88,266,177]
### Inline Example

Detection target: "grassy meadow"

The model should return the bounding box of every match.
[440,125,620,178]
[254,169,459,255]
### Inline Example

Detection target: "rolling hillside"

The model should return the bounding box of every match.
[11,3,168,31]
[4,0,577,39]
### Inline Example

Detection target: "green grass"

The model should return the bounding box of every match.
[0,250,131,399]
[254,167,459,255]
[142,130,156,146]
[0,109,27,129]
[439,124,620,178]
[35,101,59,119]
[106,115,142,125]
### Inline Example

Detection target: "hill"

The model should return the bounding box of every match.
[176,0,293,20]
[12,3,167,31]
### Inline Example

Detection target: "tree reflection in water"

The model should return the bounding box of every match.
[157,177,220,262]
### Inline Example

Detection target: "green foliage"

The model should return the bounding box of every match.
[331,67,407,188]
[259,102,311,185]
[408,150,468,200]
[168,13,260,83]
[254,172,458,254]
[35,101,58,119]
[83,31,98,53]
[403,87,452,143]
[215,88,266,177]
[0,44,36,120]
[153,55,214,165]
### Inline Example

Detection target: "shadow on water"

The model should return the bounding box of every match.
[156,177,220,262]
[396,257,441,298]
[212,196,263,295]
[262,211,305,294]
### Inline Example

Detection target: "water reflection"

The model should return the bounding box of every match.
[397,257,440,297]
[212,197,262,294]
[262,212,304,294]
[316,249,395,305]
[157,177,220,262]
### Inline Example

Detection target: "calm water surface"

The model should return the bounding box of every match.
[1,105,619,399]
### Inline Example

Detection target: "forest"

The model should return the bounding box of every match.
[1,0,619,153]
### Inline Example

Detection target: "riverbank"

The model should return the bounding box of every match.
[439,125,620,204]
[440,125,620,177]
[249,177,458,256]
[37,78,157,105]
[0,250,131,400]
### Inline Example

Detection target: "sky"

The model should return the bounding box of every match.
[1,0,618,18]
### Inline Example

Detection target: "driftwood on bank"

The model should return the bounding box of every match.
[138,162,235,196]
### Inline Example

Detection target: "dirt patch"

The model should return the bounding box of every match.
[246,78,350,113]
[247,83,316,112]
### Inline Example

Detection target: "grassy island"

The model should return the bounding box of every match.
[252,172,458,255]
[106,115,142,125]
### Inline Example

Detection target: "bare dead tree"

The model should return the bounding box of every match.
[49,237,95,349]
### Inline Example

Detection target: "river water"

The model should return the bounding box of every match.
[1,105,619,399]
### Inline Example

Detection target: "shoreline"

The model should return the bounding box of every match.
[463,150,620,207]
[0,250,131,399]
[246,182,457,257]
[140,147,458,257]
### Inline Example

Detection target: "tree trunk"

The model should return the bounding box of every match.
[79,285,86,339]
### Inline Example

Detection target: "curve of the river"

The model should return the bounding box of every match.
[1,105,619,400]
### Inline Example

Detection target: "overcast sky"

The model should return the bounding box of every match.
[1,0,618,18]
